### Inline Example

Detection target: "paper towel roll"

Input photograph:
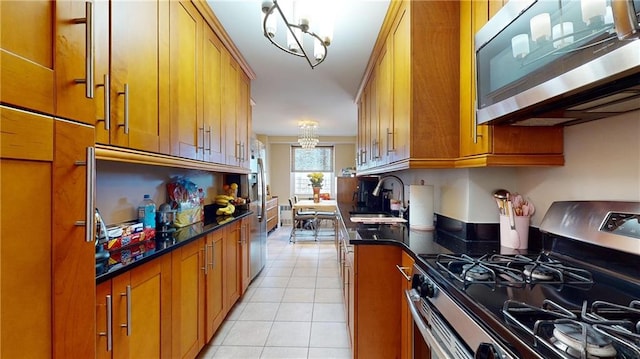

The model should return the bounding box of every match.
[409,185,434,230]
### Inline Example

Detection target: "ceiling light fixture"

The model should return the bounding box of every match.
[298,121,319,149]
[261,0,333,69]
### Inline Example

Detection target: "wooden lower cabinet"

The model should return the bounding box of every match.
[1,107,96,358]
[224,221,242,309]
[266,197,279,233]
[97,223,244,359]
[352,245,402,359]
[240,216,251,293]
[95,254,172,359]
[0,108,54,358]
[399,251,415,359]
[205,230,225,341]
[171,238,206,359]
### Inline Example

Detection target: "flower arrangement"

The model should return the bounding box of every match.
[307,172,324,187]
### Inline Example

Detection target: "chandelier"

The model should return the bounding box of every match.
[261,0,333,69]
[298,121,319,149]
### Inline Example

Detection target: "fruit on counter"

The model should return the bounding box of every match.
[216,203,235,216]
[216,216,234,225]
[215,194,235,206]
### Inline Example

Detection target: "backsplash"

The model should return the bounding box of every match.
[397,110,640,227]
[96,160,222,225]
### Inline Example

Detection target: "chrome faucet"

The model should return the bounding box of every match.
[372,175,407,216]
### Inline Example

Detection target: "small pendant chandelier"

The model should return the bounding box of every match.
[298,121,319,149]
[261,0,333,69]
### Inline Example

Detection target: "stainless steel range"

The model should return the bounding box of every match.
[407,201,640,359]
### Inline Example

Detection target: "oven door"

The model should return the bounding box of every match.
[405,289,472,359]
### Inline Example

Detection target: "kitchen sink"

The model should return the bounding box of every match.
[350,213,407,224]
[349,213,394,218]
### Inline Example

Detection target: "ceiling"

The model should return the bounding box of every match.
[206,0,391,138]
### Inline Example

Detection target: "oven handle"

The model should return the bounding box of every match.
[404,289,451,358]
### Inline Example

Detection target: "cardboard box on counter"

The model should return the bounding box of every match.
[105,227,156,252]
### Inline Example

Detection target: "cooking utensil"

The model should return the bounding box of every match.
[506,193,516,230]
[493,189,509,215]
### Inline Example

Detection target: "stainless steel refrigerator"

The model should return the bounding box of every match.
[248,153,267,280]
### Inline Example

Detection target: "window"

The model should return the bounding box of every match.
[291,146,334,198]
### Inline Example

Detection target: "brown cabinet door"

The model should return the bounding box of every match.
[110,0,169,153]
[202,24,226,164]
[224,222,241,309]
[112,255,171,359]
[222,54,240,166]
[399,252,415,359]
[52,119,96,359]
[354,245,402,359]
[240,217,252,293]
[0,107,54,359]
[0,0,55,114]
[237,72,251,169]
[96,281,113,359]
[55,0,96,124]
[390,4,410,163]
[171,238,206,359]
[205,231,225,341]
[169,0,202,161]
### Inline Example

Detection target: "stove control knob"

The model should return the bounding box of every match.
[475,343,500,359]
[412,274,435,298]
[420,281,435,298]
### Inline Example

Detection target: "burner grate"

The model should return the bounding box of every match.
[435,253,594,289]
[504,300,640,359]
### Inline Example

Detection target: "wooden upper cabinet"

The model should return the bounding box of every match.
[1,1,55,115]
[202,23,226,164]
[458,0,564,167]
[358,0,460,173]
[237,71,251,170]
[169,0,203,161]
[55,0,96,124]
[223,54,240,166]
[110,0,169,154]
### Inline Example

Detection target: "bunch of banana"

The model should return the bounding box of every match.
[215,194,235,206]
[216,203,235,216]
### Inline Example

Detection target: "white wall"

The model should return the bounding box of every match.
[517,111,640,226]
[395,111,640,227]
[265,137,356,203]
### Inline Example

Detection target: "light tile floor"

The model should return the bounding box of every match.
[197,226,351,359]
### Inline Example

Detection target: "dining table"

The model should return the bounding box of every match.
[291,199,339,241]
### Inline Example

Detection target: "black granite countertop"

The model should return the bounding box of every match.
[337,203,541,264]
[96,210,253,283]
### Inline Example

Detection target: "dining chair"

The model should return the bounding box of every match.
[288,197,317,243]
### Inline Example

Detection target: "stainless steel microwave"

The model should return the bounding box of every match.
[475,0,640,126]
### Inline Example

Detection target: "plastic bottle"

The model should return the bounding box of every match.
[138,194,156,228]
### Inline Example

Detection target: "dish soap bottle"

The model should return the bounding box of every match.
[138,194,156,228]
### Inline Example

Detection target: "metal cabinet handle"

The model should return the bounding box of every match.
[208,243,215,270]
[202,244,208,274]
[121,285,131,336]
[117,84,129,134]
[198,127,205,152]
[386,128,395,154]
[98,294,113,352]
[73,1,95,99]
[96,74,110,130]
[74,147,95,242]
[206,126,212,153]
[396,265,412,282]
